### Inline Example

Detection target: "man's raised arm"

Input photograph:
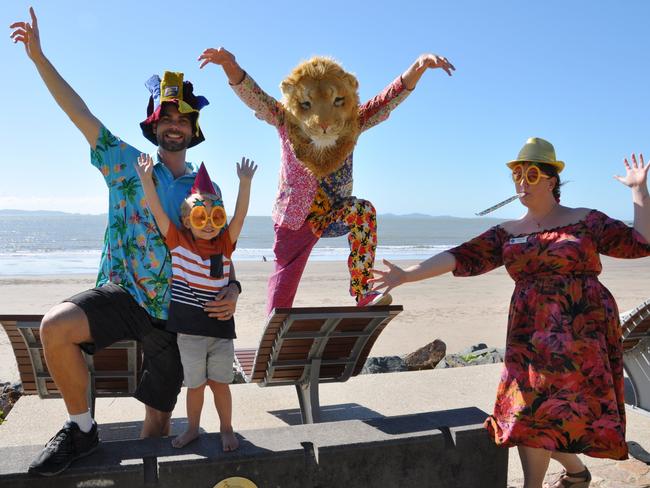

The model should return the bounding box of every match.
[10,7,101,147]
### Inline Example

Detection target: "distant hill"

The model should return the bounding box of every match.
[0,209,508,221]
[380,212,505,221]
[0,209,106,217]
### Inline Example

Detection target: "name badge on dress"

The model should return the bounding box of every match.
[509,236,529,245]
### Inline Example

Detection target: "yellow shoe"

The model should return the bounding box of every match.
[357,291,393,307]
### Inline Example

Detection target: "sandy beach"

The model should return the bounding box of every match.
[2,255,650,385]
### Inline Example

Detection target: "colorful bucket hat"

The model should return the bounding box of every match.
[140,71,209,148]
[506,137,565,173]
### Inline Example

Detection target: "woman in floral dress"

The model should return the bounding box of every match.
[370,138,650,488]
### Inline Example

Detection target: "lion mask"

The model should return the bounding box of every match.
[280,57,360,178]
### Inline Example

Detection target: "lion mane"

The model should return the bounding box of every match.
[280,57,360,178]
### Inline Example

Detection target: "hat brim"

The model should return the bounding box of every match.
[506,159,565,173]
[140,101,205,148]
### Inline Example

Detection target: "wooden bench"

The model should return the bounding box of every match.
[234,305,403,423]
[621,299,650,414]
[0,315,141,416]
[1,306,402,423]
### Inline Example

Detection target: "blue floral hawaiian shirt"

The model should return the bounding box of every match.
[90,126,221,319]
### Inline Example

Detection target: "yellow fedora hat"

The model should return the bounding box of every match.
[506,137,565,173]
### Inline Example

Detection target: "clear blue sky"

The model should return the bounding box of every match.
[3,0,648,220]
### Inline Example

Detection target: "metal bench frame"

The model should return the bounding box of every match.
[235,306,402,424]
[621,299,650,415]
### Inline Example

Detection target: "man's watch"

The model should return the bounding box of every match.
[228,280,242,294]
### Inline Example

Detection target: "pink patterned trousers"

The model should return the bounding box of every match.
[266,190,377,314]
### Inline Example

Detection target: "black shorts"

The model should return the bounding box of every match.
[64,283,183,412]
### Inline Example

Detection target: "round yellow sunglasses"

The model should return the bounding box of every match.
[189,205,227,230]
[511,164,551,185]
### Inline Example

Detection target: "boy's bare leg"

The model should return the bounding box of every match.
[208,380,239,451]
[172,384,206,448]
[40,303,93,415]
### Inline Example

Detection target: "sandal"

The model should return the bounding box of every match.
[546,467,591,488]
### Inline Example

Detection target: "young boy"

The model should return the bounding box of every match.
[135,154,257,451]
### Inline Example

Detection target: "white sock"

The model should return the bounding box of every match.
[69,411,94,433]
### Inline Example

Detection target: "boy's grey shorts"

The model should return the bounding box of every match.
[177,334,234,388]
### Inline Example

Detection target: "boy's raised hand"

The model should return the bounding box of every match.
[237,157,257,183]
[135,153,155,184]
[10,7,43,63]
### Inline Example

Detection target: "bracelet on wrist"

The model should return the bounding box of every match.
[228,280,242,294]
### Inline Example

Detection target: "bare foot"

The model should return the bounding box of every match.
[221,429,239,452]
[172,427,200,448]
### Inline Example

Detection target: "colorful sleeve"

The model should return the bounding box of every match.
[163,224,180,248]
[586,209,650,258]
[90,125,140,186]
[217,228,236,258]
[230,73,284,128]
[448,226,505,277]
[359,76,412,132]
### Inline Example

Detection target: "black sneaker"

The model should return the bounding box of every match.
[28,421,99,476]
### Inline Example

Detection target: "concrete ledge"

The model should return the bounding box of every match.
[0,407,507,487]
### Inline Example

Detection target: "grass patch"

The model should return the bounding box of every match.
[459,353,482,363]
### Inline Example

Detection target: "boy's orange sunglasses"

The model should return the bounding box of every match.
[189,205,227,230]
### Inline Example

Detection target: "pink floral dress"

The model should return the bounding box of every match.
[449,209,650,459]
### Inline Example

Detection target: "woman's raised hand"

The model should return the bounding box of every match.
[368,259,408,294]
[615,154,649,189]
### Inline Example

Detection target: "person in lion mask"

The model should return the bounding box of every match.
[199,48,454,313]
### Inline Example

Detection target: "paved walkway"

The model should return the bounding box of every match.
[507,458,650,487]
[2,364,650,486]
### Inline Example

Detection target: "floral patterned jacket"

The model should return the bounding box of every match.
[231,73,410,237]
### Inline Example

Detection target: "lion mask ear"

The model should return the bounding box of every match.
[342,73,359,92]
[280,80,295,99]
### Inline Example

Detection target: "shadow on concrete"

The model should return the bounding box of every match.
[626,376,635,406]
[364,407,489,436]
[268,402,383,425]
[0,431,276,477]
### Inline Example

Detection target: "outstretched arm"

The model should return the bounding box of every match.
[198,47,245,85]
[226,157,257,242]
[198,47,283,127]
[10,8,101,147]
[614,153,650,241]
[401,53,455,90]
[369,253,457,294]
[135,154,171,236]
[360,53,455,131]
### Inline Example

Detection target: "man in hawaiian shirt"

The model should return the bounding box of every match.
[10,8,241,476]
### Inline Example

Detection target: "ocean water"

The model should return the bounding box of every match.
[0,213,503,276]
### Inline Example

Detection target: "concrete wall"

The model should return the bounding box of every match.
[0,407,507,488]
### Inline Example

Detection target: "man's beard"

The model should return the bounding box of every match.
[156,130,192,152]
